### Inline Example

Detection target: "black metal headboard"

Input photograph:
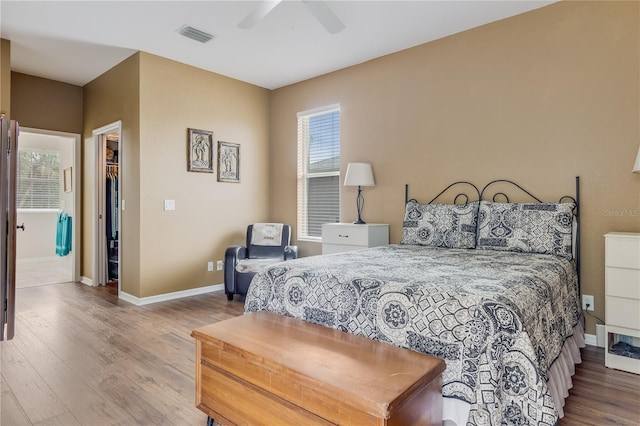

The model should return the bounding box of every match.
[404,177,581,291]
[405,181,481,205]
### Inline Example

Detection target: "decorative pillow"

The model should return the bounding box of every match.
[251,223,283,246]
[477,201,574,259]
[401,201,479,249]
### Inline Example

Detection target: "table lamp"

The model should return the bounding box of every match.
[344,162,375,224]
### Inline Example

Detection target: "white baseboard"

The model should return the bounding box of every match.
[585,329,607,348]
[118,283,224,306]
[80,276,93,286]
[17,256,59,264]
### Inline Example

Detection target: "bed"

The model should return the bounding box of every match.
[244,178,584,426]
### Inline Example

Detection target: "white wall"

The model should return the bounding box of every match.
[16,210,57,259]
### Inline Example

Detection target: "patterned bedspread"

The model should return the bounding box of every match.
[244,245,580,426]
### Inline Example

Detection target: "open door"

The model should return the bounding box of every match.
[91,121,121,290]
[1,118,18,340]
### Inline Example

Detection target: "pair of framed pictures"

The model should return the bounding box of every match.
[187,128,239,183]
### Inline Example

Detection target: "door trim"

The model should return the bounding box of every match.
[91,121,122,291]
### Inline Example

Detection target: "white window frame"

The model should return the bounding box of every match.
[297,104,341,242]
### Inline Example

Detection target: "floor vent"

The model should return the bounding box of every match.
[177,25,214,43]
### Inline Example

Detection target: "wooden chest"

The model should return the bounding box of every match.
[191,311,445,425]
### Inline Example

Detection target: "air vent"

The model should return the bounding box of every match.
[177,25,214,43]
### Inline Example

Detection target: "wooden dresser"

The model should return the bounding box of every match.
[192,311,445,425]
[604,232,640,374]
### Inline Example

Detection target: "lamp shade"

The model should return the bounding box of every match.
[633,146,640,174]
[344,162,375,187]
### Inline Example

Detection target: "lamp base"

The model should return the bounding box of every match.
[354,186,367,225]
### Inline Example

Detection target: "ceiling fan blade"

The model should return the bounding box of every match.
[238,0,282,29]
[302,0,345,34]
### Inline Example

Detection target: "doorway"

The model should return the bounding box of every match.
[91,121,121,292]
[15,128,80,288]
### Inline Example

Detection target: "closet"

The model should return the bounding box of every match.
[105,133,119,285]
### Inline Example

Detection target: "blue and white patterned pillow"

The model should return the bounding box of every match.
[401,201,479,249]
[477,201,574,259]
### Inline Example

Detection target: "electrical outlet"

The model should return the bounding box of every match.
[207,261,214,272]
[582,294,594,311]
[216,260,223,271]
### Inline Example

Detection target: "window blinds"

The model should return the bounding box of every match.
[297,105,341,239]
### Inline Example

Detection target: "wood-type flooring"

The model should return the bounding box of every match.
[0,282,638,425]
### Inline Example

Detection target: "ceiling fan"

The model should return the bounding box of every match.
[238,0,345,35]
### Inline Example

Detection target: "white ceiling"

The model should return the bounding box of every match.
[0,1,555,90]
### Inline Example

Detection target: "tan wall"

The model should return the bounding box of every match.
[137,53,270,298]
[83,53,141,296]
[0,39,10,118]
[11,72,82,134]
[269,1,640,335]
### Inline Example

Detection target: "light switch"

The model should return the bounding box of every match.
[164,199,176,211]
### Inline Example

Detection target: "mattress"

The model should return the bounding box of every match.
[244,244,581,425]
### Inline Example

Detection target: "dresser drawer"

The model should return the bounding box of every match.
[605,234,640,269]
[322,224,370,246]
[606,297,640,329]
[606,267,640,299]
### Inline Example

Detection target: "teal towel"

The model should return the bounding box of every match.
[56,212,72,256]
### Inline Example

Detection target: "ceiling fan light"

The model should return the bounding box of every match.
[239,0,345,34]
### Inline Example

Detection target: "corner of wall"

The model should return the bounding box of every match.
[0,38,11,118]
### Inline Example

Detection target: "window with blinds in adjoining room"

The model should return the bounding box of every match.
[17,150,61,210]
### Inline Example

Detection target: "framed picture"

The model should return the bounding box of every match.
[63,167,72,192]
[217,141,240,183]
[187,128,214,173]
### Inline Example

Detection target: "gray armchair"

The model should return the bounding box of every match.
[224,223,298,301]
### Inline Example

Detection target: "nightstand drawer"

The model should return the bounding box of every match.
[605,234,640,269]
[606,297,640,329]
[606,268,640,299]
[322,243,368,255]
[321,224,389,255]
[322,225,370,246]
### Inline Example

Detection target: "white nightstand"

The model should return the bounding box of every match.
[604,232,640,374]
[322,223,389,255]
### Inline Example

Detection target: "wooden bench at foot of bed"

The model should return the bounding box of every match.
[191,311,446,426]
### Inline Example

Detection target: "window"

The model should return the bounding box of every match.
[297,105,341,240]
[17,150,61,209]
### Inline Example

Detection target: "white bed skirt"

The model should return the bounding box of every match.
[442,322,585,425]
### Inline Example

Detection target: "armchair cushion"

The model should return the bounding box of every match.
[235,258,283,274]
